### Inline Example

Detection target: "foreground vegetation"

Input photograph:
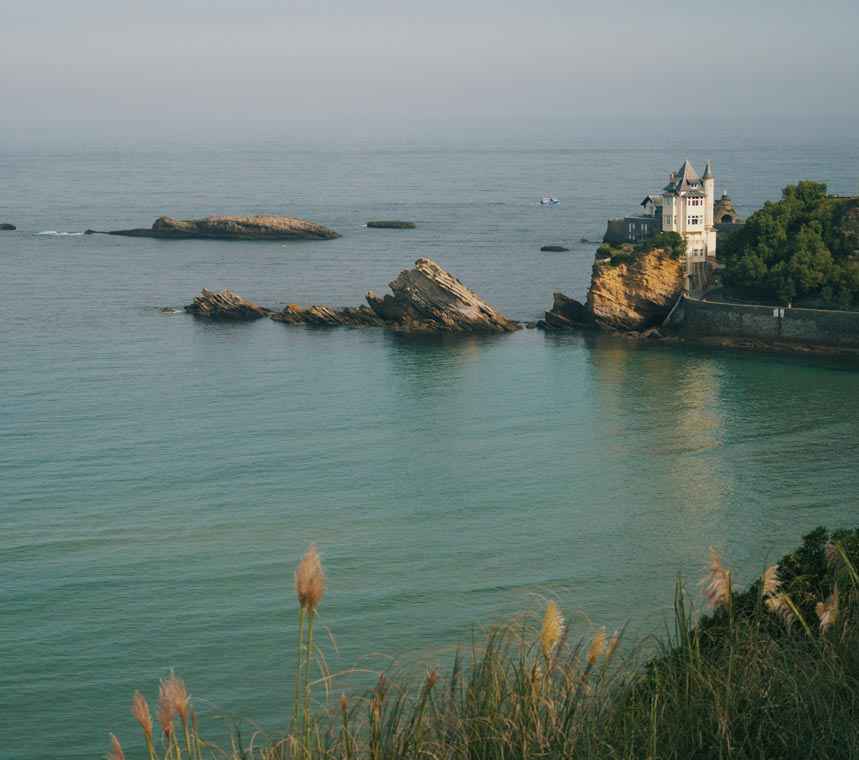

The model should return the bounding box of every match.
[108,528,859,760]
[598,231,687,266]
[720,181,859,307]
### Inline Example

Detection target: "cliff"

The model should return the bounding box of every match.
[272,257,520,333]
[587,249,684,330]
[541,247,684,332]
[97,214,339,240]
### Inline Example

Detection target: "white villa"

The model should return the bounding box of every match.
[608,159,739,268]
[660,159,717,264]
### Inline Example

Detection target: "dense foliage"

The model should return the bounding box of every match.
[597,231,686,267]
[640,230,686,260]
[720,181,859,306]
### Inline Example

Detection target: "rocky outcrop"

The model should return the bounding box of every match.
[271,257,520,333]
[271,304,384,327]
[0,223,16,230]
[540,247,684,332]
[538,292,594,330]
[185,289,271,320]
[586,248,684,330]
[98,215,338,240]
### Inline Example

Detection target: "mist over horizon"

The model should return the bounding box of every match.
[3,0,859,149]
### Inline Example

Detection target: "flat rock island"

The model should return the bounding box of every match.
[93,214,339,240]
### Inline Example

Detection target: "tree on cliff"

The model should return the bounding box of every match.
[720,181,859,307]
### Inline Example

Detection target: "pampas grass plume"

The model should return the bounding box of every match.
[765,593,796,628]
[702,547,732,610]
[131,691,153,742]
[157,677,176,738]
[816,587,839,634]
[540,600,564,659]
[762,565,781,597]
[108,734,125,760]
[295,544,326,613]
[587,628,607,667]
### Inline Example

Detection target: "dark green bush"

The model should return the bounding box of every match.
[720,182,859,306]
[640,230,687,260]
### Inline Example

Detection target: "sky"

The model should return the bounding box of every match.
[3,0,859,147]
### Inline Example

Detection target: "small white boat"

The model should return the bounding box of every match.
[540,196,560,206]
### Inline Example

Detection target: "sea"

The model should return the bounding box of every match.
[2,139,859,759]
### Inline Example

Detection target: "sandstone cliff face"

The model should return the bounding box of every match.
[271,258,520,334]
[540,248,684,332]
[104,214,339,240]
[586,249,684,330]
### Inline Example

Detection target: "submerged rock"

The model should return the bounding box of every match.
[99,214,339,240]
[271,257,520,334]
[540,245,570,252]
[366,221,416,229]
[0,223,16,230]
[185,288,271,320]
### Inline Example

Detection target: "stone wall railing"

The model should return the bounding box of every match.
[668,296,859,347]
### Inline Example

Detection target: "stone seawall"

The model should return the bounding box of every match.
[669,297,859,347]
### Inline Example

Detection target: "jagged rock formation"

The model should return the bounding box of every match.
[587,248,684,329]
[271,304,384,327]
[538,292,594,329]
[271,257,520,334]
[96,215,338,240]
[185,288,271,320]
[0,223,16,230]
[540,248,684,332]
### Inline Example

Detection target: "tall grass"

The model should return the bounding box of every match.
[109,528,859,760]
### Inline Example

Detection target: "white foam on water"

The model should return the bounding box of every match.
[35,230,85,236]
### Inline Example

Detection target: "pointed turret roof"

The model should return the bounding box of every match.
[702,160,714,179]
[664,160,701,194]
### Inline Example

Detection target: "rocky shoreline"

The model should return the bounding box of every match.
[186,258,521,334]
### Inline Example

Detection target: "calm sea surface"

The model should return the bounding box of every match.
[2,141,859,759]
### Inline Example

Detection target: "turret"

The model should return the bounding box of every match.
[702,160,715,229]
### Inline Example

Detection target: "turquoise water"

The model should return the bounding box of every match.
[2,142,859,759]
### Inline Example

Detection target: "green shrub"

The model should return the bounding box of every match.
[721,182,859,306]
[609,252,635,266]
[640,230,687,260]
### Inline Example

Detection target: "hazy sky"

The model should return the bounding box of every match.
[3,0,859,146]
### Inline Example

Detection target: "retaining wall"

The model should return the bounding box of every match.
[670,297,859,347]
